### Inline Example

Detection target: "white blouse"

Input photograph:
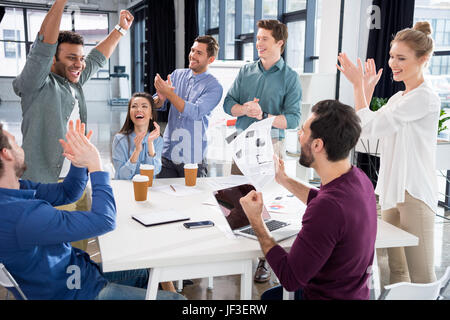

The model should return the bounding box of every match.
[357,81,441,212]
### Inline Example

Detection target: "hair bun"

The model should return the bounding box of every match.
[413,21,432,36]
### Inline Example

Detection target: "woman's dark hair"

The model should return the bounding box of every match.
[118,92,158,135]
[309,100,361,162]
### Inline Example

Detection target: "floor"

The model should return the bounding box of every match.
[0,101,449,300]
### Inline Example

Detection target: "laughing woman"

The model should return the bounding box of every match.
[112,92,163,180]
[337,22,440,284]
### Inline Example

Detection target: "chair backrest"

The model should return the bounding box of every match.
[381,266,450,300]
[0,263,27,300]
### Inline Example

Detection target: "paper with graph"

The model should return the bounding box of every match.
[228,117,275,190]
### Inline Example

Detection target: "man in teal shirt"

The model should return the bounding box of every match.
[13,0,134,183]
[223,19,302,282]
[223,19,302,164]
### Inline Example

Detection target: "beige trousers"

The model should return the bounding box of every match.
[381,191,437,284]
[231,138,285,175]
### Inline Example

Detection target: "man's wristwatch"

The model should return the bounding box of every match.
[115,24,127,36]
[262,111,268,119]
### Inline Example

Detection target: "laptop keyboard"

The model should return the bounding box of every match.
[240,220,289,236]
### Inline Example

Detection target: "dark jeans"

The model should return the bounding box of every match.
[157,157,208,178]
[261,285,304,300]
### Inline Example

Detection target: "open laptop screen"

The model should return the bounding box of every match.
[213,184,271,230]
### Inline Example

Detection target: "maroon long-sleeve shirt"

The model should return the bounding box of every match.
[266,166,377,300]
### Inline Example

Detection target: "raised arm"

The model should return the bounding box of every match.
[274,155,312,204]
[362,58,383,106]
[336,53,369,112]
[13,0,67,95]
[95,10,134,59]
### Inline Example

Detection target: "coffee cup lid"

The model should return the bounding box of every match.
[184,163,198,169]
[132,174,149,182]
[140,164,154,170]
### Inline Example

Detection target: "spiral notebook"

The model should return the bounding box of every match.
[132,210,190,227]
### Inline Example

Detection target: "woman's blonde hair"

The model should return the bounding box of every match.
[392,21,434,59]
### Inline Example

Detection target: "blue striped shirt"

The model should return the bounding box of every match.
[156,68,223,164]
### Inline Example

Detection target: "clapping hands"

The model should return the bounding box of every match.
[244,98,263,119]
[59,120,102,172]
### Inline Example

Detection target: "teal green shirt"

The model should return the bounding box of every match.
[13,34,106,183]
[223,57,302,140]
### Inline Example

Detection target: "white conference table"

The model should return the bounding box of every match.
[98,176,418,300]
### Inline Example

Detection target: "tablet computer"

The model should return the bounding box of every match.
[132,210,190,227]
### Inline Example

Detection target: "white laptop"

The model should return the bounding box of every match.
[213,184,300,242]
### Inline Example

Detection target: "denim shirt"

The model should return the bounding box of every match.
[112,132,163,180]
[223,57,302,140]
[13,34,107,183]
[155,68,223,164]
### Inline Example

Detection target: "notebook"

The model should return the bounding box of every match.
[213,184,300,241]
[132,210,190,227]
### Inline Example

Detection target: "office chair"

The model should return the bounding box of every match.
[379,266,450,300]
[0,263,27,300]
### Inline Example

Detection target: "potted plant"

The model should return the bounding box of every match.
[370,97,388,111]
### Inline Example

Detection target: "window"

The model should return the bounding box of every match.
[225,0,236,59]
[285,20,305,71]
[75,12,109,79]
[3,30,21,58]
[198,0,206,35]
[0,8,26,76]
[414,0,450,108]
[0,5,109,78]
[263,0,278,20]
[286,0,307,12]
[210,0,220,29]
[242,0,255,34]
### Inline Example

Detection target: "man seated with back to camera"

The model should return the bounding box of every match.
[0,120,185,300]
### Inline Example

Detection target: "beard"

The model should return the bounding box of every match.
[299,140,314,168]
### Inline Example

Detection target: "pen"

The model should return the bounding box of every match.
[170,185,176,192]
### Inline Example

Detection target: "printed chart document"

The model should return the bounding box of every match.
[228,117,276,190]
[265,193,306,214]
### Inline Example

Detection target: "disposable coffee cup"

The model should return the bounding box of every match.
[140,164,154,187]
[184,163,198,187]
[132,174,149,201]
